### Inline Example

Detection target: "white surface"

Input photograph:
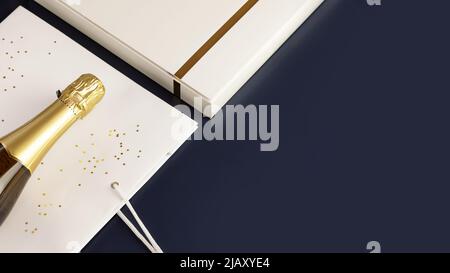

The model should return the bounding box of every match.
[66,0,248,74]
[0,7,197,253]
[35,0,324,117]
[183,0,324,101]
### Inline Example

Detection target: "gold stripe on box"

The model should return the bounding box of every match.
[173,0,259,98]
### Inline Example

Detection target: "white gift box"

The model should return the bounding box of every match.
[0,7,197,252]
[35,0,324,117]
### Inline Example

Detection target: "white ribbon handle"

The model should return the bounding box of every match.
[111,182,164,253]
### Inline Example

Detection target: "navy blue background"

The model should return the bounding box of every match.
[1,0,450,253]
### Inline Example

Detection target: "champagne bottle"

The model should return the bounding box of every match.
[0,74,105,225]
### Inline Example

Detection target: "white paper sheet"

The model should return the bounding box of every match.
[0,7,197,253]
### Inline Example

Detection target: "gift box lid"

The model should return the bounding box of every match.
[35,0,324,117]
[0,6,197,252]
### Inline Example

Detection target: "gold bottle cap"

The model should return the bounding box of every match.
[0,74,105,172]
[58,74,106,119]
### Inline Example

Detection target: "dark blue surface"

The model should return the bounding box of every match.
[1,0,450,253]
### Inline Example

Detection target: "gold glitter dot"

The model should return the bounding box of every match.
[42,193,46,196]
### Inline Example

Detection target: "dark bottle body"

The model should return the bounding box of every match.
[0,144,31,225]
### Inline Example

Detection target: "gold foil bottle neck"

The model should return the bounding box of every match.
[58,74,106,119]
[0,74,105,172]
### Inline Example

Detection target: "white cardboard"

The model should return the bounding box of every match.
[35,0,324,117]
[0,7,197,253]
